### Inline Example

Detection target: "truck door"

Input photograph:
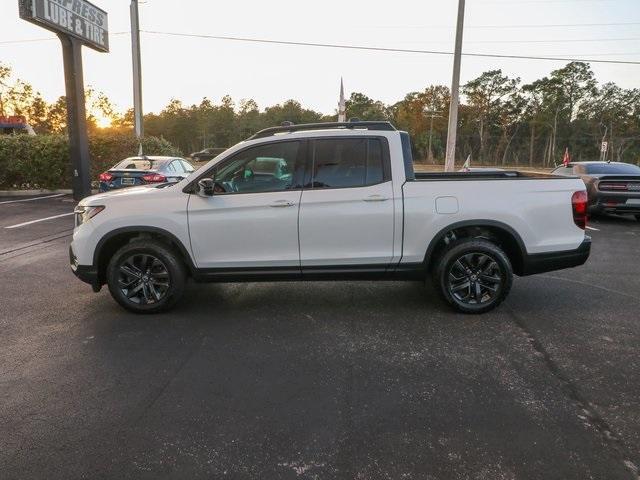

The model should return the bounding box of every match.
[187,140,305,269]
[298,136,395,268]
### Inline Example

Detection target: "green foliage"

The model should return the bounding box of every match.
[2,59,639,168]
[0,132,181,190]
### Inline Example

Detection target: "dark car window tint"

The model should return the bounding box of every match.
[585,163,640,174]
[214,141,301,194]
[310,138,384,189]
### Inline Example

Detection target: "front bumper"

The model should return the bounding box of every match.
[520,236,591,276]
[69,245,101,292]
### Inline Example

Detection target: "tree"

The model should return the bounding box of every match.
[463,70,520,163]
[345,93,389,121]
[391,86,449,162]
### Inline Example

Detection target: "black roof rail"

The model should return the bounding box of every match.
[248,121,396,140]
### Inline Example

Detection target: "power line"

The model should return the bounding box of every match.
[480,0,621,4]
[3,29,639,64]
[6,32,638,46]
[374,22,640,29]
[466,37,640,43]
[469,21,640,28]
[141,30,640,65]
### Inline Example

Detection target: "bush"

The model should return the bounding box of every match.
[0,132,182,190]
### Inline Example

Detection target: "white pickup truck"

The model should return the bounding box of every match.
[70,121,590,314]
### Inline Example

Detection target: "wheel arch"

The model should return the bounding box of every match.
[424,220,527,276]
[93,226,195,284]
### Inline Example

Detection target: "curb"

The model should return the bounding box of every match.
[0,189,73,196]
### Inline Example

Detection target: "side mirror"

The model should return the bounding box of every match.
[197,178,214,196]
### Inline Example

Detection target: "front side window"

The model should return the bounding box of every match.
[309,138,385,189]
[214,141,301,193]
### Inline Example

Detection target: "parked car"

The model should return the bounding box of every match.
[71,121,590,314]
[98,156,195,192]
[551,161,640,221]
[190,147,225,162]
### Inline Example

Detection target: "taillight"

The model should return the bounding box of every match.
[99,172,113,182]
[571,190,588,230]
[142,173,167,183]
[599,182,627,191]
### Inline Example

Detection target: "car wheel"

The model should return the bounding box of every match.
[635,215,640,222]
[433,238,513,314]
[106,238,186,314]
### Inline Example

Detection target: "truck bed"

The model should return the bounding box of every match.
[412,171,564,181]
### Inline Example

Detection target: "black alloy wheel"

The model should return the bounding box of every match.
[118,254,170,305]
[106,239,186,313]
[447,252,503,306]
[434,238,513,314]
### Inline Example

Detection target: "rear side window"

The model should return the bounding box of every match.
[114,158,154,170]
[171,160,185,173]
[308,138,386,189]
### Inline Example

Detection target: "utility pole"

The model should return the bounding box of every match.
[444,0,466,172]
[424,109,442,163]
[130,0,144,155]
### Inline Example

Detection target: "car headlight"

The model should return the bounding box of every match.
[74,205,105,227]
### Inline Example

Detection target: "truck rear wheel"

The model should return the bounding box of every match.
[106,238,186,314]
[433,238,513,314]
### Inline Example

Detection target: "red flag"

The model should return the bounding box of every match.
[562,147,571,167]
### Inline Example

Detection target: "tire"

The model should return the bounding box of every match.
[106,238,187,314]
[635,215,640,222]
[432,238,513,314]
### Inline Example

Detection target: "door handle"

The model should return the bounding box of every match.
[363,195,389,202]
[269,200,296,207]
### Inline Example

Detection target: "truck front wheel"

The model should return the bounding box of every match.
[106,238,186,314]
[433,238,513,314]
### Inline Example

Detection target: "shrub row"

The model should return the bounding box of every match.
[0,132,182,190]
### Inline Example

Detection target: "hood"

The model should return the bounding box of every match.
[80,184,161,206]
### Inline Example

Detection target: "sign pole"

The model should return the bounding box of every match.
[59,33,92,201]
[19,0,109,200]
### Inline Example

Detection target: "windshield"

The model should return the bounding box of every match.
[113,158,158,170]
[585,163,640,174]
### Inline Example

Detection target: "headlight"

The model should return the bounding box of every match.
[74,205,105,227]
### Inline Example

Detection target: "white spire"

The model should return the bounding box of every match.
[338,77,346,123]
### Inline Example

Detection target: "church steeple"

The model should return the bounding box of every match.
[338,77,346,122]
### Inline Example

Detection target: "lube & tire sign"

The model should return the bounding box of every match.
[19,0,109,53]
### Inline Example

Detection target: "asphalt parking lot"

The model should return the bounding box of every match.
[1,194,639,479]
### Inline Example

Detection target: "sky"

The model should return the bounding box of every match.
[2,0,639,116]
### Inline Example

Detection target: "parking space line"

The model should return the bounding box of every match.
[5,212,74,229]
[0,193,66,205]
[586,226,600,231]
